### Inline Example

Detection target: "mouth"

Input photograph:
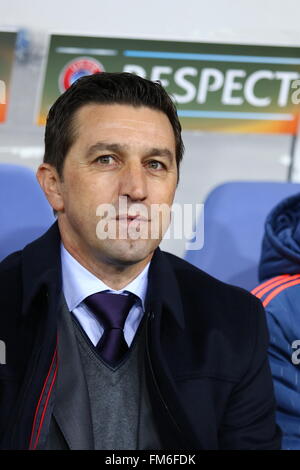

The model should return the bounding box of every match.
[116,214,150,222]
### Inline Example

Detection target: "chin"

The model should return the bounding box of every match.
[99,238,159,266]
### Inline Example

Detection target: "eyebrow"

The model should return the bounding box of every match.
[85,142,174,161]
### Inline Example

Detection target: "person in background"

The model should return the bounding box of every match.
[252,192,300,450]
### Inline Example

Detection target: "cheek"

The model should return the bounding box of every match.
[62,180,94,221]
[152,183,176,204]
[64,174,96,202]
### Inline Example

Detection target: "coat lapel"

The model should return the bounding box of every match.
[53,294,94,450]
[145,248,200,449]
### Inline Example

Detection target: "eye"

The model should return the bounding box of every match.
[95,155,116,164]
[147,160,166,170]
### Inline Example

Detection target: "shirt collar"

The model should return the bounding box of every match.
[61,243,150,312]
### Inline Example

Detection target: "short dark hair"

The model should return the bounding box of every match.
[44,72,184,179]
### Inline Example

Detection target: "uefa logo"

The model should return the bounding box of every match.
[58,56,105,92]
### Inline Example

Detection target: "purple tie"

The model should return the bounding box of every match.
[84,291,137,367]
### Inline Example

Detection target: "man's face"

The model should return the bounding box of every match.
[55,103,178,267]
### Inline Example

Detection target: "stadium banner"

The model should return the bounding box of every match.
[38,34,300,134]
[0,30,17,123]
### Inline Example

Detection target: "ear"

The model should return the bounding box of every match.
[36,163,64,212]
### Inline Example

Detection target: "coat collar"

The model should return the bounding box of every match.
[21,221,185,329]
[21,221,62,316]
[145,247,185,330]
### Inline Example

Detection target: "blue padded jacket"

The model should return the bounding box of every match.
[254,192,300,450]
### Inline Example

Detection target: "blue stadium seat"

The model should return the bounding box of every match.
[0,164,55,261]
[185,181,300,290]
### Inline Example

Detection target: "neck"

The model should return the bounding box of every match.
[67,247,152,290]
[59,236,153,292]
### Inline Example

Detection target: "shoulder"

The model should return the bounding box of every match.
[254,275,300,307]
[0,250,22,283]
[162,250,264,357]
[163,250,259,310]
[252,275,300,337]
[161,251,268,379]
[0,250,24,307]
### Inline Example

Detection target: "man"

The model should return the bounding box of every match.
[0,72,280,450]
[252,192,300,450]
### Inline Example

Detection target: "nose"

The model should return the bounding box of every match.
[119,160,148,202]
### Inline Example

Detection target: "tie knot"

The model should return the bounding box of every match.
[84,291,137,330]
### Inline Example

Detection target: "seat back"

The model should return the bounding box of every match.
[0,164,55,261]
[185,182,300,290]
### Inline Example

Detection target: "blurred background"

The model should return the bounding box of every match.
[1,0,300,286]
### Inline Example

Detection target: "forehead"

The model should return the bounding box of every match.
[71,103,176,149]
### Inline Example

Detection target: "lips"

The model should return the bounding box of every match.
[116,214,149,222]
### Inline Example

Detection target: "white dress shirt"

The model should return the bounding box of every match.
[60,244,150,347]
